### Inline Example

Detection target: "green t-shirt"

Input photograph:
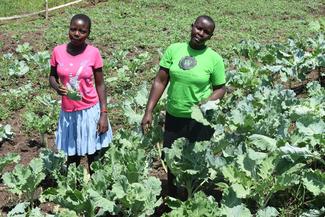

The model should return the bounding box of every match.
[160,42,225,118]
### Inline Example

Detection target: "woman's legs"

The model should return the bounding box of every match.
[87,147,108,175]
[66,149,106,175]
[67,155,81,166]
[164,113,215,144]
[87,152,99,175]
[188,119,215,143]
[163,113,215,199]
[87,153,96,175]
[163,113,190,199]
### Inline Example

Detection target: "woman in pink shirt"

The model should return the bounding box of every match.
[49,14,112,171]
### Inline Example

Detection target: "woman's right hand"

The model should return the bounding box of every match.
[141,112,153,134]
[140,67,169,134]
[56,84,68,96]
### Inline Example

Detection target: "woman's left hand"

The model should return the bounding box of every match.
[97,113,109,134]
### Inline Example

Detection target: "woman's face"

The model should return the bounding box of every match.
[190,18,214,47]
[69,18,90,46]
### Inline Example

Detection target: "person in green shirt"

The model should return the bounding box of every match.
[141,15,226,198]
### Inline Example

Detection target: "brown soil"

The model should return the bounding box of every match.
[306,4,325,17]
[0,103,56,213]
[284,69,324,95]
[0,28,46,54]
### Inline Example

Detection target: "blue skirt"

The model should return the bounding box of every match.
[55,103,113,156]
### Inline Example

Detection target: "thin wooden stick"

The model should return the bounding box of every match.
[0,0,83,21]
[45,0,49,20]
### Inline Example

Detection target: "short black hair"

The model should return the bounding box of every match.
[195,15,215,31]
[70,14,91,32]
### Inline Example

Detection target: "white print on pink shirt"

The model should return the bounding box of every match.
[66,60,88,101]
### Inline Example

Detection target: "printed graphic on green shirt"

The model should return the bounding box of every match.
[179,56,197,70]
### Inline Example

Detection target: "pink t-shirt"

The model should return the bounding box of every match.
[50,44,103,112]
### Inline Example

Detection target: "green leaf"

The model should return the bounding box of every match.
[165,197,183,210]
[29,207,44,217]
[164,139,211,197]
[0,153,20,174]
[111,175,162,216]
[144,176,162,197]
[41,164,94,216]
[302,170,325,196]
[0,124,14,142]
[247,148,268,162]
[3,158,45,197]
[221,165,238,184]
[220,204,252,217]
[106,76,118,82]
[256,207,279,217]
[7,202,29,217]
[290,105,313,116]
[221,187,241,208]
[231,183,250,198]
[134,83,149,106]
[258,155,277,179]
[237,154,257,178]
[200,100,220,114]
[279,144,313,158]
[308,20,321,32]
[112,176,128,199]
[164,191,220,217]
[55,208,78,217]
[300,207,325,217]
[296,120,325,136]
[87,189,115,213]
[123,101,143,125]
[247,134,277,151]
[264,65,282,73]
[231,109,245,126]
[274,173,300,191]
[29,158,44,174]
[191,105,211,126]
[39,149,66,178]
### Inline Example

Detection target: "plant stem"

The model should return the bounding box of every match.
[186,180,193,199]
[262,192,273,208]
[40,133,48,147]
[156,142,167,173]
[29,191,34,211]
[192,179,208,196]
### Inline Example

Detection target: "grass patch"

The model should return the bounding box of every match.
[0,0,77,17]
[0,0,323,125]
[0,0,323,55]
